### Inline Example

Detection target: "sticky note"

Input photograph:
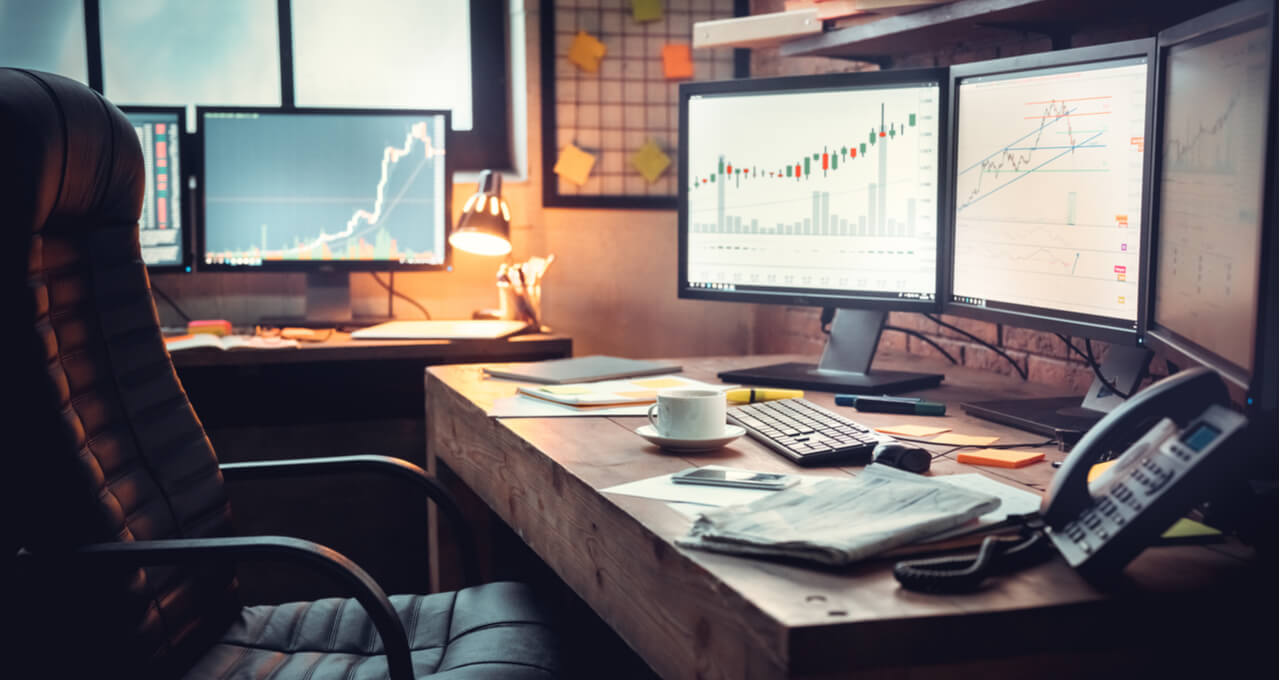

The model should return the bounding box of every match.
[540,385,592,395]
[931,433,1000,446]
[614,390,658,401]
[630,139,671,183]
[1087,460,1116,482]
[553,143,596,186]
[662,44,695,80]
[956,449,1046,468]
[567,30,607,73]
[1161,518,1222,540]
[632,0,663,22]
[630,377,688,389]
[874,424,952,438]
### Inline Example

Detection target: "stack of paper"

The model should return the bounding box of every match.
[675,465,1001,566]
[488,375,728,418]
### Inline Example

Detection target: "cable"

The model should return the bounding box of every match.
[819,306,836,335]
[924,313,1028,380]
[149,283,191,323]
[883,325,959,365]
[370,272,431,319]
[1053,333,1132,399]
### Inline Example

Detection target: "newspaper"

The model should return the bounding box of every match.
[676,464,1001,566]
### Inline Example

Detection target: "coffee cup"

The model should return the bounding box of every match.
[647,388,727,439]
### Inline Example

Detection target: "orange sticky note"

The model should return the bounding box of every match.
[931,433,1000,446]
[662,44,694,80]
[956,449,1046,468]
[1087,460,1116,482]
[567,31,607,73]
[553,143,596,186]
[874,424,952,438]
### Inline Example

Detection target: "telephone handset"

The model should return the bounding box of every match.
[1041,367,1250,581]
[894,367,1251,592]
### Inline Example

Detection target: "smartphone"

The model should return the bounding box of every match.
[670,468,797,490]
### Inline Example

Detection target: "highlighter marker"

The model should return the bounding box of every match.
[725,388,804,404]
[835,394,946,416]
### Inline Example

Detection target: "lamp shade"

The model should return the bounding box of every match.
[450,170,512,256]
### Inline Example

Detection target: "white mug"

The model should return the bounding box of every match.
[647,388,726,439]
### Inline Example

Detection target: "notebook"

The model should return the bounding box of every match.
[483,355,682,384]
[350,320,528,340]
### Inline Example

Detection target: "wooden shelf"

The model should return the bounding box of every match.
[779,0,1235,64]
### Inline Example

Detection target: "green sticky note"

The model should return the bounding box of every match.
[630,139,671,183]
[632,0,663,23]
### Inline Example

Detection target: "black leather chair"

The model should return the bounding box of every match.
[2,68,558,680]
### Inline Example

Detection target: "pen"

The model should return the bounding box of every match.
[725,388,804,403]
[835,394,946,415]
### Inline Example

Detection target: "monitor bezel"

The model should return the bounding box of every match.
[941,39,1159,346]
[119,105,191,274]
[1144,0,1278,397]
[195,106,453,273]
[676,68,949,313]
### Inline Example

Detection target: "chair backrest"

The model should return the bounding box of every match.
[2,68,239,677]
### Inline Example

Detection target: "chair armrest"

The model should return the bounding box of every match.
[219,454,479,586]
[42,536,414,680]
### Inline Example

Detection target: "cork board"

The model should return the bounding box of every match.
[541,0,748,208]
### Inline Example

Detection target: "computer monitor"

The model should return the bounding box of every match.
[197,107,452,325]
[944,39,1158,437]
[121,106,190,272]
[678,68,948,394]
[1146,0,1277,413]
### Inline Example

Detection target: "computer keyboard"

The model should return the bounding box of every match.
[727,397,894,467]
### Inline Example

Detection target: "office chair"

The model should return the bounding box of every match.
[1,67,558,680]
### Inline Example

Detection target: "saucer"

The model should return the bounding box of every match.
[634,424,746,452]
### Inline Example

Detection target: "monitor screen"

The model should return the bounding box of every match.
[679,69,945,310]
[199,108,450,270]
[947,42,1155,341]
[1150,9,1274,383]
[123,108,187,270]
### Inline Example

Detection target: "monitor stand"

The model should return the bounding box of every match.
[259,271,392,329]
[962,344,1152,442]
[717,309,944,394]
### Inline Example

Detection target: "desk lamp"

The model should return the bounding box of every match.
[450,170,512,256]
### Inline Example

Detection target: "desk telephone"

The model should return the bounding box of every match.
[896,367,1251,591]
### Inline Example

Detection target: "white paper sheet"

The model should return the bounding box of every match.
[602,465,824,507]
[487,395,651,418]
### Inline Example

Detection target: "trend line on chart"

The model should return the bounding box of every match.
[1164,94,1239,170]
[286,121,444,256]
[958,99,1108,210]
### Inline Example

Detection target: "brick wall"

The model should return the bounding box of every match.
[745,0,1178,390]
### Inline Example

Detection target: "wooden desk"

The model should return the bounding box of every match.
[426,354,1267,679]
[171,332,571,603]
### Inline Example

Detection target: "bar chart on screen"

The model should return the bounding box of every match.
[951,59,1149,322]
[685,82,940,298]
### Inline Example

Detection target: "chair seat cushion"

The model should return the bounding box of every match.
[182,582,557,679]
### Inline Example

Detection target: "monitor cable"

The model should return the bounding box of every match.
[923,313,1028,380]
[370,272,431,319]
[1053,333,1133,399]
[149,282,192,324]
[820,307,959,365]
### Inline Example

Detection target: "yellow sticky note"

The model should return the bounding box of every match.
[662,44,695,80]
[632,0,663,22]
[931,433,1000,447]
[1162,518,1222,539]
[540,385,591,395]
[875,424,953,438]
[1087,460,1116,483]
[630,377,687,389]
[567,30,607,73]
[553,143,596,186]
[614,390,658,401]
[630,140,671,183]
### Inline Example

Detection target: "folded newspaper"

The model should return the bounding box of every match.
[676,464,1002,566]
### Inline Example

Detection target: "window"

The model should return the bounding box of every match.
[291,0,474,130]
[2,0,512,170]
[0,0,88,83]
[100,0,282,106]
